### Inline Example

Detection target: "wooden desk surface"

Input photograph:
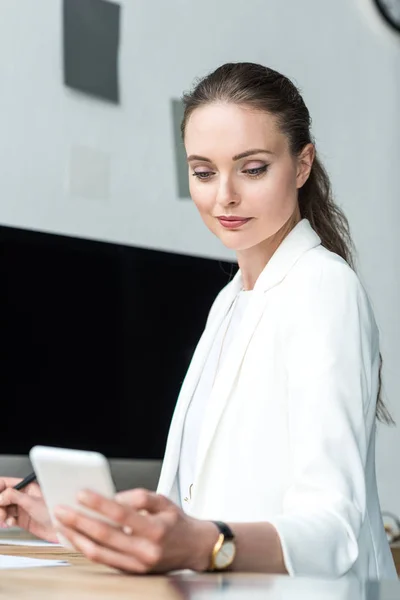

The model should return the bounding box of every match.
[0,529,182,600]
[0,530,399,599]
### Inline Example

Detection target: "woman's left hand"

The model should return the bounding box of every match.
[54,489,218,574]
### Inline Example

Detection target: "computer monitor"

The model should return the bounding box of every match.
[1,225,235,459]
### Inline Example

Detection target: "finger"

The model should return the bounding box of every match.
[54,505,160,563]
[0,488,43,529]
[0,506,11,523]
[0,478,41,499]
[0,478,23,492]
[75,491,155,536]
[0,505,19,524]
[114,489,170,514]
[0,510,19,528]
[0,488,33,511]
[56,521,158,574]
[26,483,42,498]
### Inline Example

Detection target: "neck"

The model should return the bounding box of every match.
[237,207,301,291]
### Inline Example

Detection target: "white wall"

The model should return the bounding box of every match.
[0,0,399,514]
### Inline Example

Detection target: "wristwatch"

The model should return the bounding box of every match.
[208,521,236,571]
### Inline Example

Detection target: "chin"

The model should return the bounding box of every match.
[216,233,257,252]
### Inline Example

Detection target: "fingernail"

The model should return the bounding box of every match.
[77,490,89,502]
[54,506,67,518]
[6,518,14,527]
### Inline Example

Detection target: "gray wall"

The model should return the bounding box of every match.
[0,0,399,513]
[0,456,161,492]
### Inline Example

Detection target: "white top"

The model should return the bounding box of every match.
[178,290,252,507]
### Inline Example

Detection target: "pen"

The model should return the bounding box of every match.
[13,472,37,491]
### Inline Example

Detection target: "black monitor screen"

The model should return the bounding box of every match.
[0,225,235,459]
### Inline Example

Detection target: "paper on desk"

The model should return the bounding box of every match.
[0,554,69,569]
[0,538,62,547]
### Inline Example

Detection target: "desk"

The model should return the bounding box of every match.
[0,531,399,599]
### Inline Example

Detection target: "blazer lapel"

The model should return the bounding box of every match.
[156,271,242,497]
[191,220,321,499]
[193,289,269,493]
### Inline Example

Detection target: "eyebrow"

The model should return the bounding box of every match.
[187,149,274,163]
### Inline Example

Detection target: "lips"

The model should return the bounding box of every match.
[217,217,252,229]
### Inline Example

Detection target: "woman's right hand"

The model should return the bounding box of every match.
[0,477,58,542]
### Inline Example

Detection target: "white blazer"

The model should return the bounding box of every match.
[157,219,397,580]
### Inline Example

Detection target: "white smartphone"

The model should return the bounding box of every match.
[29,445,117,548]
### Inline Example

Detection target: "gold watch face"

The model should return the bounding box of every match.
[214,540,236,570]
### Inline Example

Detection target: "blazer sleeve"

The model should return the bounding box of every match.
[268,258,380,578]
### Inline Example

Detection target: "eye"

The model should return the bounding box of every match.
[192,170,215,180]
[242,165,268,178]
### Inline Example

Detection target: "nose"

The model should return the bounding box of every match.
[215,177,240,208]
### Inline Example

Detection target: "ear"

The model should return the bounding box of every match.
[296,143,315,189]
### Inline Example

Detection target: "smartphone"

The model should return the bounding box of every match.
[29,445,117,548]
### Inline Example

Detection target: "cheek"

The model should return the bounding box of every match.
[253,166,297,213]
[189,181,215,216]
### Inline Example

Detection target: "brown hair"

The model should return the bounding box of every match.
[181,62,393,424]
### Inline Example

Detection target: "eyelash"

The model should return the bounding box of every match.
[192,165,269,181]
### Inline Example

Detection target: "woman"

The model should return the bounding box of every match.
[0,62,397,579]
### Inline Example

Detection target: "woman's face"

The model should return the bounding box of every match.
[184,103,313,251]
